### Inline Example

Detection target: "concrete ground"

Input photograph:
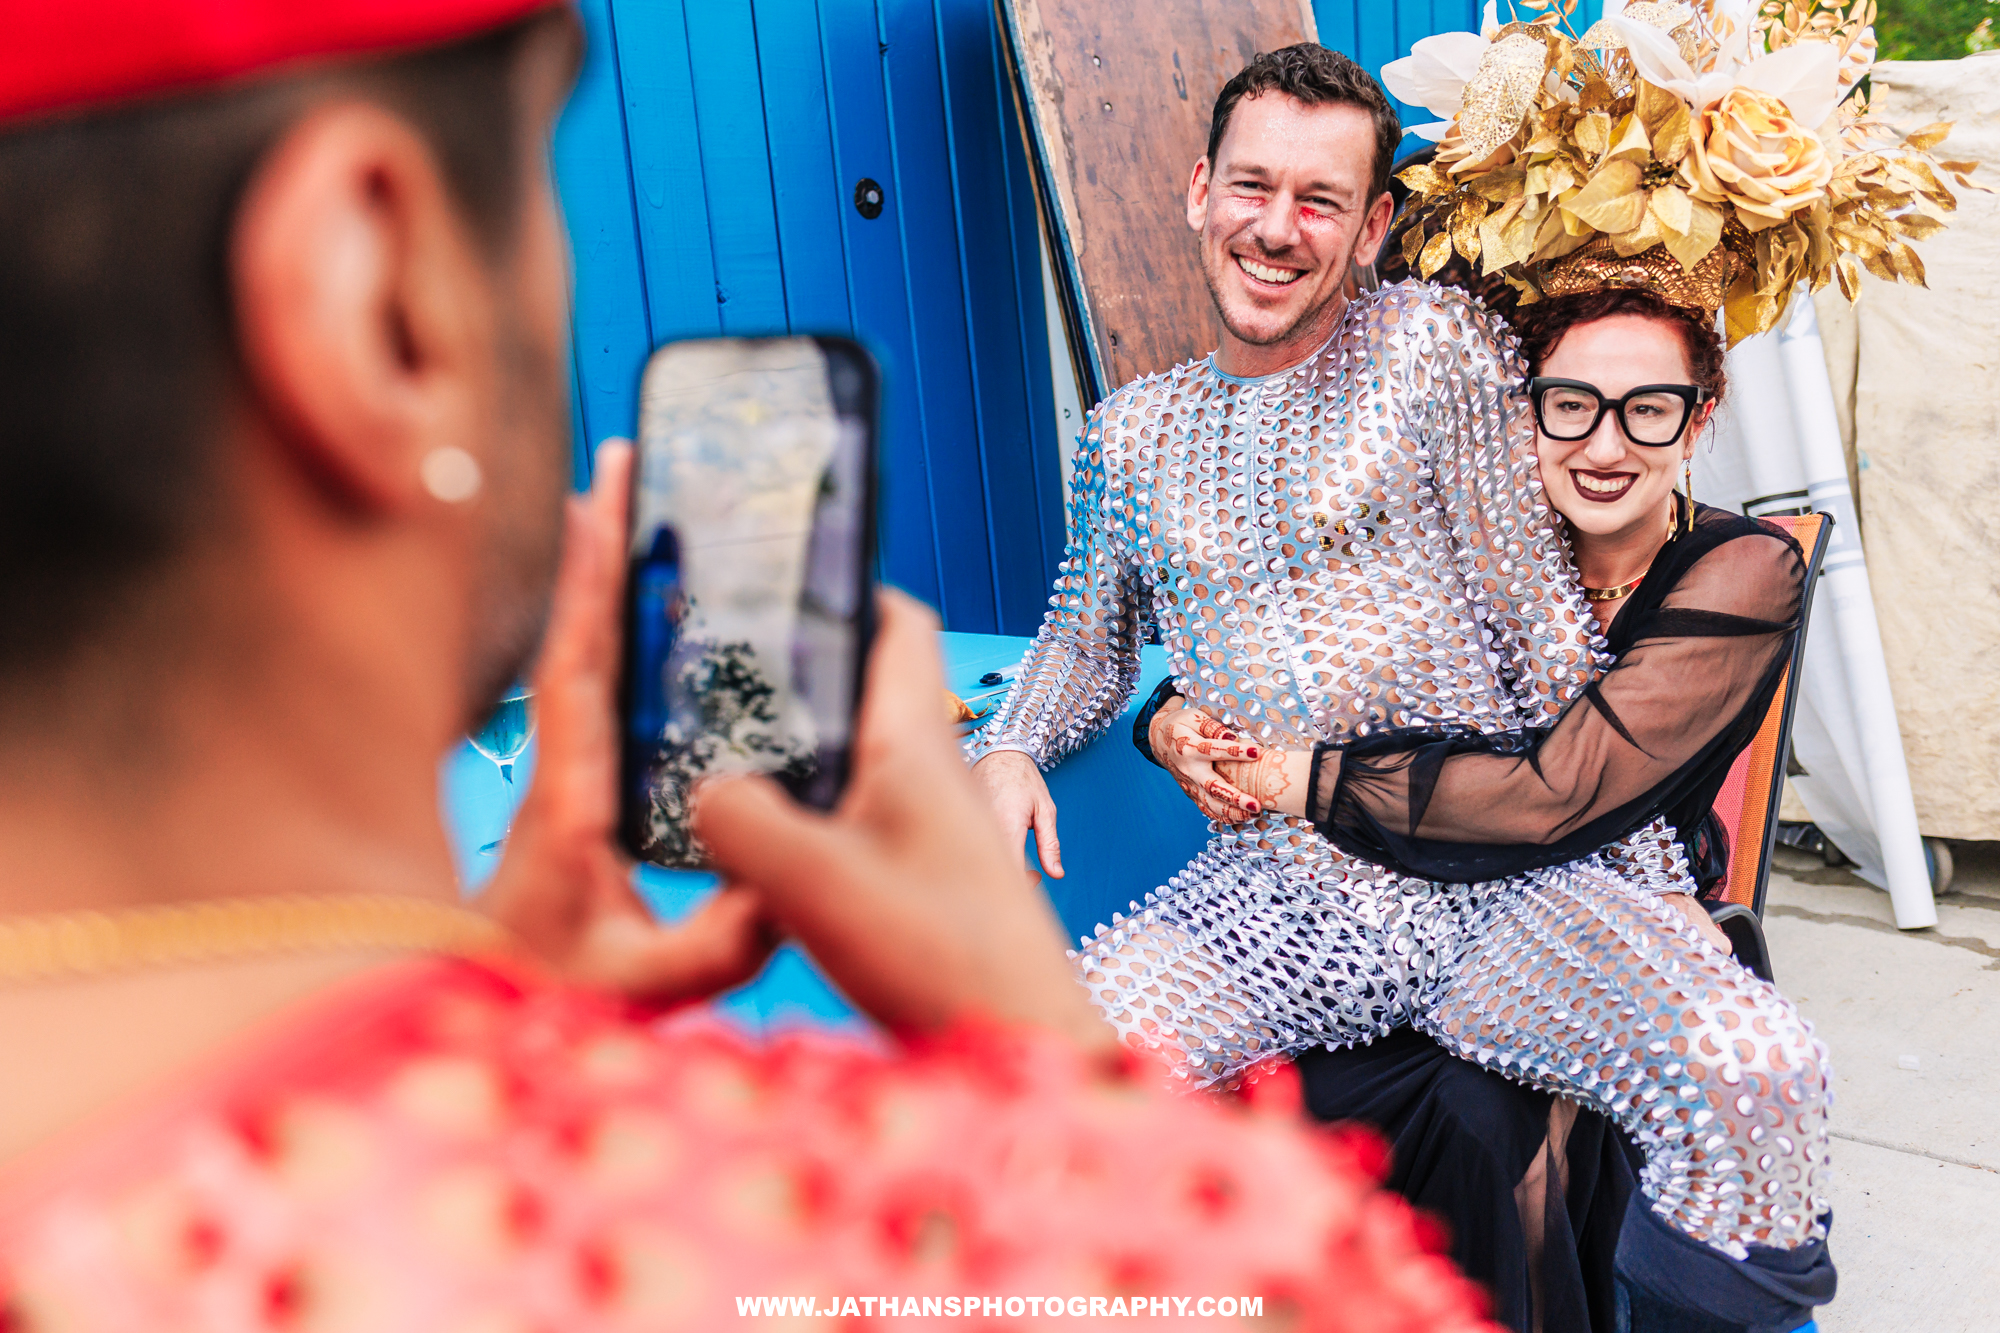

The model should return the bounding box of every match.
[1761,840,2000,1332]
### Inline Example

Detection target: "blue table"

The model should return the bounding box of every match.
[442,631,1211,1032]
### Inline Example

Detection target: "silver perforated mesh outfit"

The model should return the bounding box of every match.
[965,283,1830,1257]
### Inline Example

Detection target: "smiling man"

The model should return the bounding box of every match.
[970,45,1401,851]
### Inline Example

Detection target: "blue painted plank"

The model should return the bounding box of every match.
[610,0,725,345]
[815,0,944,611]
[569,354,592,488]
[932,0,1063,634]
[1394,0,1432,55]
[751,0,856,334]
[988,28,1068,626]
[1358,0,1396,68]
[879,0,1001,631]
[1312,0,1358,55]
[1434,0,1476,35]
[554,0,654,458]
[682,0,792,335]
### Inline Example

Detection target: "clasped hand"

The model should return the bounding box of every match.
[1147,698,1314,823]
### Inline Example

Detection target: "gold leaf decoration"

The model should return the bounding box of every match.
[1834,252,1862,300]
[1575,110,1613,158]
[1650,181,1693,235]
[1565,160,1647,232]
[1887,241,1926,285]
[1452,200,1487,267]
[1663,196,1724,272]
[1418,230,1455,279]
[1904,122,1953,152]
[1397,163,1451,195]
[1623,2,1700,61]
[1401,218,1430,267]
[1456,32,1551,167]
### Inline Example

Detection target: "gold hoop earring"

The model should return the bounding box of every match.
[1680,455,1695,536]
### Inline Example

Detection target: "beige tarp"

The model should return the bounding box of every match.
[1818,55,2000,840]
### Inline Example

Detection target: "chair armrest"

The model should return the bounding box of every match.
[1704,902,1774,983]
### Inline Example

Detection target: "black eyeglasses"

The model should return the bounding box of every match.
[1526,377,1709,446]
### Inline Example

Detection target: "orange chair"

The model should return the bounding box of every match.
[1701,510,1833,981]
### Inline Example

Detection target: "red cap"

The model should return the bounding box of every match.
[0,0,559,124]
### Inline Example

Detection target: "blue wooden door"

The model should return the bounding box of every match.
[554,0,1068,636]
[552,0,1599,634]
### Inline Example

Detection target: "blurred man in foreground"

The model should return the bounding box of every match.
[0,3,1490,1327]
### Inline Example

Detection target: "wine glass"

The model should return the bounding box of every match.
[469,686,535,854]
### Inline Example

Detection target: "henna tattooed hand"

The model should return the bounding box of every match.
[1213,748,1313,820]
[1149,700,1263,823]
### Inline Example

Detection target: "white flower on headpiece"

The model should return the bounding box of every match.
[1380,2,1501,142]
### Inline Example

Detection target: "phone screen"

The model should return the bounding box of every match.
[619,336,877,869]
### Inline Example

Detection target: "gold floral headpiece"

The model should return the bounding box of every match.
[1382,0,1987,343]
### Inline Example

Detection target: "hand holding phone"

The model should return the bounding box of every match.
[479,441,780,1003]
[619,336,878,869]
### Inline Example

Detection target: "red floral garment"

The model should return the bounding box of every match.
[0,958,1496,1332]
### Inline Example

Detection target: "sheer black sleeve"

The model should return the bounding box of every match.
[1309,515,1805,882]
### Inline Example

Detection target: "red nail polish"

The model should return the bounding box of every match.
[1245,747,1260,758]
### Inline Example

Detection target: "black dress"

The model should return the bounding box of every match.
[1136,502,1811,1333]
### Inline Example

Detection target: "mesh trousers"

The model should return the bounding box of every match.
[1076,852,1832,1259]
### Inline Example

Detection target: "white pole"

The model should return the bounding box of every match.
[1777,299,1937,928]
[1720,332,1807,499]
[1700,328,1887,892]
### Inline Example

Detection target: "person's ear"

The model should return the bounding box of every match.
[231,100,496,515]
[1691,398,1717,445]
[1186,155,1212,233]
[1352,187,1396,266]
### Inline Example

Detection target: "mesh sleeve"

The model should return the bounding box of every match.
[964,399,1150,769]
[1415,288,1606,725]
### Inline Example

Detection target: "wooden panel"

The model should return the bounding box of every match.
[1001,0,1318,393]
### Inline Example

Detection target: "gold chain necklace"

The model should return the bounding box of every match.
[0,895,507,988]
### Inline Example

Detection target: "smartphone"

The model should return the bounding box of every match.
[618,335,878,869]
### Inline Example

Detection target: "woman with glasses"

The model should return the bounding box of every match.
[1137,283,1832,1333]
